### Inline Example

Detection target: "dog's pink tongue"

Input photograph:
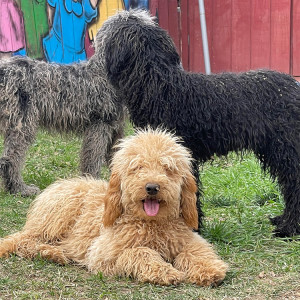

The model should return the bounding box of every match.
[144,199,160,216]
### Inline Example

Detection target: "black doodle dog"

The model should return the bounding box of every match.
[97,9,300,237]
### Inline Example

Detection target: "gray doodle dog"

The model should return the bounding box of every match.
[0,46,126,196]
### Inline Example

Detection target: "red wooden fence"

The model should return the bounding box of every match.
[292,0,300,76]
[151,0,299,76]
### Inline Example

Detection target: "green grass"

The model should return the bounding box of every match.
[0,128,299,299]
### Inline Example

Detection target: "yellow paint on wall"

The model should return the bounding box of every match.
[88,0,125,41]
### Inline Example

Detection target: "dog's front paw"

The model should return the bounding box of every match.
[162,268,186,286]
[37,244,69,265]
[188,262,228,287]
[153,267,185,286]
[270,216,300,237]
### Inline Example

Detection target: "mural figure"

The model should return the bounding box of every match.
[86,0,148,58]
[43,0,98,64]
[19,0,49,59]
[88,0,125,43]
[0,0,26,59]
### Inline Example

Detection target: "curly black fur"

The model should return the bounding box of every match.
[98,10,300,237]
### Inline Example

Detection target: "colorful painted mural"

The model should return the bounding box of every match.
[43,0,99,64]
[86,0,149,58]
[19,0,49,59]
[0,0,26,59]
[0,0,149,63]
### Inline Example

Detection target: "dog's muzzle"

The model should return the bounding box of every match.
[143,183,161,217]
[145,183,160,195]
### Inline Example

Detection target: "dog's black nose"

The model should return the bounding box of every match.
[145,183,160,195]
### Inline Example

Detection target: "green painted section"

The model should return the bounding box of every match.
[20,0,49,59]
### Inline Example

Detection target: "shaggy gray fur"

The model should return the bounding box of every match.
[0,45,126,196]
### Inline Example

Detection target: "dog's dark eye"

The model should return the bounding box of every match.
[163,165,175,174]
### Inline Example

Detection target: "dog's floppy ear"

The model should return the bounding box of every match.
[104,29,138,87]
[102,171,123,227]
[105,39,132,84]
[181,172,198,230]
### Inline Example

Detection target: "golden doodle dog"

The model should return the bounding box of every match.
[0,129,228,286]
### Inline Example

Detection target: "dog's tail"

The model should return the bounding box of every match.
[0,230,37,259]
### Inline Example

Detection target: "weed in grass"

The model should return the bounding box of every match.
[206,195,237,207]
[202,219,240,244]
[253,191,282,206]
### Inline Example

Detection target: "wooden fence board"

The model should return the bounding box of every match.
[250,0,271,69]
[231,0,251,71]
[149,0,159,16]
[292,0,300,75]
[181,0,189,69]
[270,0,291,73]
[211,0,232,72]
[188,0,204,73]
[167,0,181,55]
[158,0,169,31]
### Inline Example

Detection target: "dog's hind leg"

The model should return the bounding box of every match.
[192,160,205,233]
[256,139,300,237]
[270,172,300,237]
[0,231,39,259]
[0,232,23,258]
[0,231,68,264]
[80,122,124,178]
[0,124,40,196]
